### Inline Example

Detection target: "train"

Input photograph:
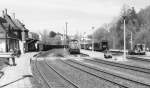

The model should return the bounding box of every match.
[80,40,109,52]
[37,43,67,51]
[37,39,108,54]
[37,40,81,54]
[68,39,80,54]
[128,44,146,55]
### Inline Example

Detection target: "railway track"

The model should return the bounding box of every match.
[127,56,150,62]
[88,58,150,74]
[69,53,89,57]
[44,59,79,88]
[32,57,52,88]
[83,58,150,83]
[60,59,150,88]
[32,55,79,88]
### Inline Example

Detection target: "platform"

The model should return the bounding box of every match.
[0,52,37,88]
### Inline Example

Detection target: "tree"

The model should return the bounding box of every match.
[39,29,49,44]
[90,5,150,49]
[138,6,150,31]
[49,31,56,38]
[134,29,150,48]
[112,5,141,49]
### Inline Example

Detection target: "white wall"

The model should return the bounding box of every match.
[0,39,6,52]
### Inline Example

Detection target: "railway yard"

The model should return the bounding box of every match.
[1,1,150,88]
[30,49,150,88]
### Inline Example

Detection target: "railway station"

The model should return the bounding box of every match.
[1,0,150,88]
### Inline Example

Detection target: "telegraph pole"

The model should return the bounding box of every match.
[92,26,94,52]
[123,16,126,60]
[65,22,68,48]
[83,32,86,49]
[131,32,133,50]
[65,22,68,39]
[63,28,65,50]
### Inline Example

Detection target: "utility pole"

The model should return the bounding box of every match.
[12,13,15,19]
[123,16,126,60]
[92,26,94,52]
[131,32,133,50]
[113,32,116,49]
[65,22,68,48]
[63,28,65,50]
[83,32,86,49]
[79,33,81,49]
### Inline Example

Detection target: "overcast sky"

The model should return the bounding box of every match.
[0,0,150,35]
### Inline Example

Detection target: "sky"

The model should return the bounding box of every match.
[0,0,150,35]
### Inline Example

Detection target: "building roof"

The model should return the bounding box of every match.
[13,19,29,32]
[0,22,19,39]
[0,20,8,31]
[0,17,7,23]
[0,23,5,31]
[3,14,20,31]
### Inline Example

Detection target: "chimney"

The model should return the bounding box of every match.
[2,10,5,18]
[13,13,15,19]
[5,8,7,14]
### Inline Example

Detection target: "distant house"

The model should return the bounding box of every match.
[80,36,91,44]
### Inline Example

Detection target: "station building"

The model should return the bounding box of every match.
[0,9,39,54]
[0,10,20,53]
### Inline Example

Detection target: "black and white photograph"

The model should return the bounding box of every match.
[0,0,150,88]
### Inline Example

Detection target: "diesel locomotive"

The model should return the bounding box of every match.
[128,44,146,55]
[68,39,80,54]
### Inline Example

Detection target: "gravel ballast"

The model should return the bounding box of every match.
[46,59,120,88]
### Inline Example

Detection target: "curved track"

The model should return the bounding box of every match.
[32,56,79,88]
[44,59,79,88]
[32,57,52,88]
[60,59,150,88]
